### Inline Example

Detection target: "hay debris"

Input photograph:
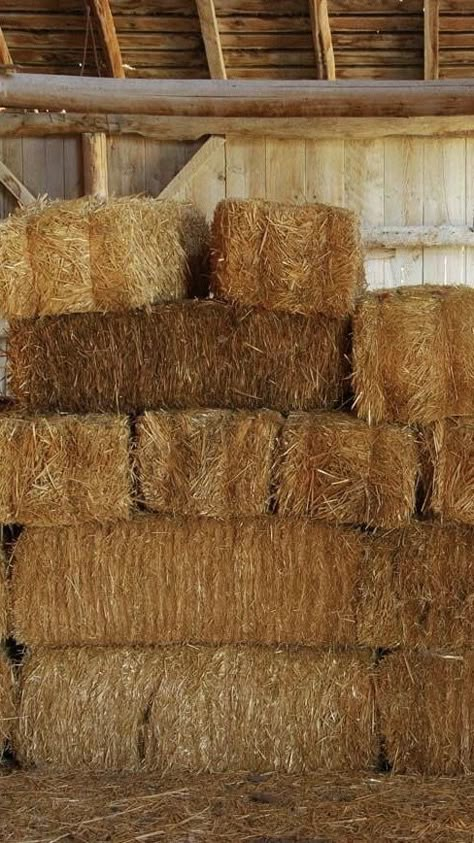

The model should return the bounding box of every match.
[16,645,376,772]
[422,418,474,524]
[0,196,209,317]
[211,199,365,317]
[136,409,281,516]
[8,301,349,415]
[0,412,132,526]
[0,650,14,754]
[353,285,474,424]
[2,769,474,843]
[377,650,474,775]
[276,411,418,527]
[12,516,364,646]
[357,523,474,650]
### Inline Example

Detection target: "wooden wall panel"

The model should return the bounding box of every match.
[384,138,424,286]
[423,138,466,284]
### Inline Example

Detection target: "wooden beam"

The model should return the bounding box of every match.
[363,225,474,249]
[0,27,13,66]
[82,132,108,198]
[1,112,474,141]
[311,0,336,80]
[424,0,440,81]
[308,2,323,80]
[159,136,225,198]
[195,0,226,80]
[2,76,474,119]
[87,0,124,78]
[0,160,35,206]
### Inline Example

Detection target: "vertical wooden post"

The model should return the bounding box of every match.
[424,0,440,80]
[82,132,108,198]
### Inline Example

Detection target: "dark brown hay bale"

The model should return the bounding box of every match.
[8,301,349,415]
[136,409,281,516]
[358,523,474,650]
[3,769,474,843]
[12,516,364,646]
[0,651,14,755]
[422,418,474,524]
[353,285,474,424]
[276,411,418,527]
[16,646,376,771]
[0,412,132,526]
[211,199,365,317]
[0,197,209,318]
[377,651,474,775]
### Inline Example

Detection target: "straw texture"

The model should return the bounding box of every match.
[9,302,349,414]
[353,285,474,424]
[358,524,474,650]
[423,418,474,524]
[16,646,376,772]
[0,412,132,526]
[377,651,474,775]
[3,770,474,843]
[12,516,364,646]
[276,411,418,527]
[136,410,281,516]
[211,199,365,317]
[0,196,209,317]
[0,650,14,755]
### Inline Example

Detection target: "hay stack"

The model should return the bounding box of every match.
[136,410,281,516]
[276,411,418,527]
[353,285,474,424]
[357,524,474,649]
[8,302,348,414]
[12,516,364,646]
[211,199,365,316]
[377,651,474,775]
[422,418,474,524]
[0,196,209,317]
[0,412,131,526]
[0,651,14,755]
[16,646,376,771]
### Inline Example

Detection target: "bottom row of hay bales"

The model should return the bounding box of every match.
[1,646,474,775]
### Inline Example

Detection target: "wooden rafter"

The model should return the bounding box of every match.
[195,0,226,80]
[424,0,440,81]
[309,0,335,81]
[0,27,12,66]
[87,0,124,79]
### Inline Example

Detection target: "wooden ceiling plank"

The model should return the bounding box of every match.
[87,0,125,78]
[195,0,226,79]
[424,0,440,80]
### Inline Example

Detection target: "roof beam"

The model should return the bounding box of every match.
[87,0,124,78]
[195,0,226,80]
[0,26,13,67]
[424,0,440,80]
[310,0,335,81]
[2,76,474,118]
[308,2,324,79]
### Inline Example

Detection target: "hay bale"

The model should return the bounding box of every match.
[12,516,364,646]
[377,651,474,775]
[0,412,131,526]
[0,196,209,318]
[276,411,418,527]
[0,650,14,755]
[353,285,474,424]
[8,301,349,415]
[357,523,474,649]
[136,409,281,516]
[16,646,376,771]
[422,418,474,524]
[211,199,365,317]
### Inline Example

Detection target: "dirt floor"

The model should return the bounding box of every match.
[0,768,473,842]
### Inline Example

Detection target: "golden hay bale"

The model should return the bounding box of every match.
[0,412,132,526]
[136,409,281,516]
[422,418,474,524]
[353,285,474,424]
[358,523,474,650]
[276,411,418,527]
[0,650,14,754]
[16,646,376,772]
[377,651,474,775]
[8,301,349,415]
[0,196,209,318]
[12,516,364,646]
[211,199,365,317]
